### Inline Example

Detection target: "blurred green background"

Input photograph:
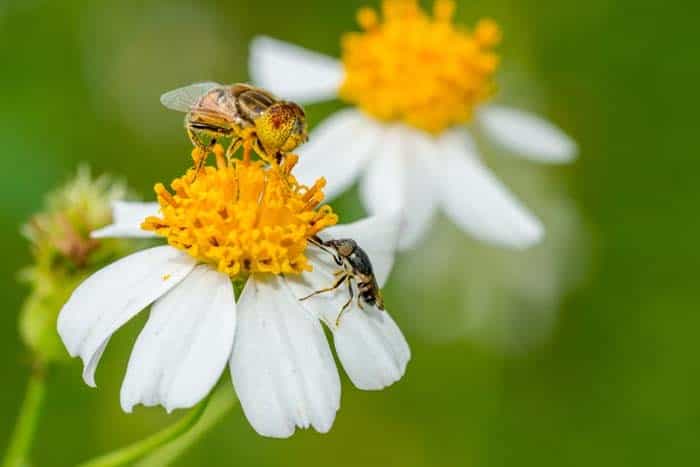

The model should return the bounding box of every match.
[1,0,698,466]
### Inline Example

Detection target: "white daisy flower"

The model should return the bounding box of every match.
[58,153,409,438]
[249,0,577,251]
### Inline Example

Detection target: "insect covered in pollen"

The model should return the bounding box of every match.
[301,236,384,326]
[160,82,308,167]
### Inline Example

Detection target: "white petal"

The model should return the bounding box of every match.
[438,130,544,249]
[57,246,197,387]
[286,254,410,390]
[112,201,160,225]
[91,201,160,239]
[359,127,439,250]
[249,36,342,104]
[294,109,379,200]
[90,225,156,239]
[359,126,406,216]
[395,132,440,250]
[478,105,577,162]
[319,216,399,287]
[333,305,410,391]
[230,275,340,438]
[120,265,236,413]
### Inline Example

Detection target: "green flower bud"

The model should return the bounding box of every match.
[19,166,141,363]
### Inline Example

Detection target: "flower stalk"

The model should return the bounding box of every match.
[2,361,47,467]
[76,394,212,467]
[135,385,238,467]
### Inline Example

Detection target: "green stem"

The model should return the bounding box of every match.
[135,385,238,467]
[2,363,47,467]
[75,395,212,467]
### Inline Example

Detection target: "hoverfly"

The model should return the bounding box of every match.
[300,236,384,326]
[160,82,308,167]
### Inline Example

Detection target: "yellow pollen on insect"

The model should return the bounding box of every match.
[142,147,338,278]
[339,0,501,134]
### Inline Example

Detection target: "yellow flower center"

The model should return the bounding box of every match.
[142,148,337,278]
[339,0,501,134]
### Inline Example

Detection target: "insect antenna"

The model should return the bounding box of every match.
[308,236,342,265]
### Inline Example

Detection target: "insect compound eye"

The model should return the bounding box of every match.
[335,240,356,257]
[290,102,306,117]
[255,104,298,152]
[293,117,305,135]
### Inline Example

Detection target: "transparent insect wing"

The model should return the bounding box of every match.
[160,82,222,112]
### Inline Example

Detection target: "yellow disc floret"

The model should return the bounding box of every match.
[142,148,337,278]
[339,0,501,134]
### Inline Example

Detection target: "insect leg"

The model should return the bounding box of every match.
[186,126,201,150]
[299,273,348,301]
[336,278,355,327]
[187,127,220,181]
[356,292,365,311]
[226,137,243,165]
[191,148,213,181]
[241,139,252,163]
[251,139,273,166]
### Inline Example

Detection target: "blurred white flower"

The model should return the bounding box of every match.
[58,159,409,438]
[393,160,589,352]
[250,0,577,251]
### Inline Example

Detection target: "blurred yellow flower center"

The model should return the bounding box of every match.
[339,0,501,134]
[142,148,337,278]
